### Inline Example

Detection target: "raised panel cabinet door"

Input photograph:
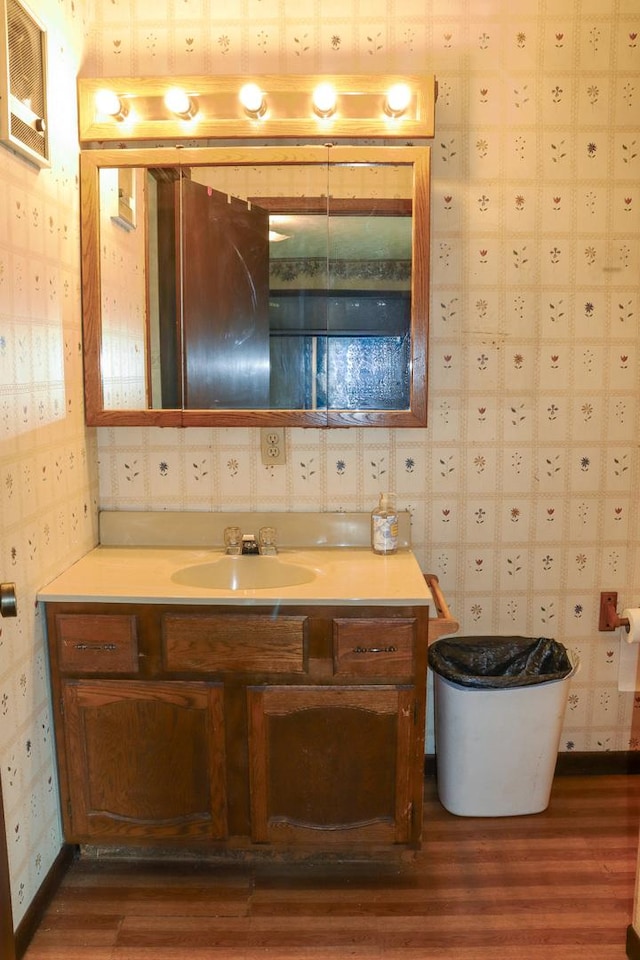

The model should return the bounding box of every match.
[247,685,417,845]
[61,680,227,842]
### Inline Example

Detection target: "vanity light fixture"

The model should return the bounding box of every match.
[384,82,412,118]
[77,74,436,142]
[312,82,337,118]
[239,83,267,119]
[94,88,127,121]
[164,87,198,119]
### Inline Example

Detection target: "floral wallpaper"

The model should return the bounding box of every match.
[0,0,98,929]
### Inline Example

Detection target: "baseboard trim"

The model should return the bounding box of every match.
[425,750,640,778]
[15,843,75,959]
[424,754,437,777]
[554,751,640,776]
[627,923,640,960]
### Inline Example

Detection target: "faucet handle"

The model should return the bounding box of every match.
[258,526,277,555]
[223,526,242,555]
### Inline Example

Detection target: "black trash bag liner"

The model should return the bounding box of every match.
[428,636,572,689]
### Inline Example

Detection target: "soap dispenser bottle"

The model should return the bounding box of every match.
[371,493,398,555]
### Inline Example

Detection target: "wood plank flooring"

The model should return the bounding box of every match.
[23,775,639,960]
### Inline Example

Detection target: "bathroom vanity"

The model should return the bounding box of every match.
[38,512,457,854]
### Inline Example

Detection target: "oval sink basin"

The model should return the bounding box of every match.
[171,556,317,591]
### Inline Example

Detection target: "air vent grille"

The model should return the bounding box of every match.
[8,0,44,110]
[10,110,41,154]
[0,0,49,166]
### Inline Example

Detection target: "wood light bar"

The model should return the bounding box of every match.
[77,74,436,143]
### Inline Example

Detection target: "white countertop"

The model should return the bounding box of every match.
[37,545,432,607]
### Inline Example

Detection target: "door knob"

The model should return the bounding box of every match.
[0,583,17,618]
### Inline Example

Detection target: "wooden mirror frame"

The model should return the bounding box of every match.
[80,145,430,428]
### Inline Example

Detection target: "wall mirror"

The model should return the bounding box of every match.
[80,145,430,427]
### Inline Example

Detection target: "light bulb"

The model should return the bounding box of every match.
[385,83,411,117]
[164,88,197,119]
[312,83,337,118]
[239,83,267,118]
[95,89,126,120]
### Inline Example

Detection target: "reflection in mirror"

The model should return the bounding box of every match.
[185,161,331,411]
[83,146,429,427]
[154,170,273,410]
[98,167,148,410]
[326,160,412,411]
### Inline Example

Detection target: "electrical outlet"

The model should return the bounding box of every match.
[260,427,286,465]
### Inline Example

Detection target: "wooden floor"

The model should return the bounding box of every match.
[23,775,639,960]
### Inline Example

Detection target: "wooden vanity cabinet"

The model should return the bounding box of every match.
[45,601,429,851]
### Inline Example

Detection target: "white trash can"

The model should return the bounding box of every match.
[430,637,578,817]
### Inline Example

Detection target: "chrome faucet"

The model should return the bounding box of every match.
[241,534,260,555]
[224,526,277,555]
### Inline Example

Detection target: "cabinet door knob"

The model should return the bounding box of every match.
[0,582,17,618]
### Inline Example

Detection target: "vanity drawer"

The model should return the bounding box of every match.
[333,619,415,679]
[54,614,139,674]
[162,614,308,674]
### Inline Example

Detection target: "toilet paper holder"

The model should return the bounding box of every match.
[598,591,630,632]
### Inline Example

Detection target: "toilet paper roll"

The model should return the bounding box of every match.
[621,608,640,644]
[619,608,640,692]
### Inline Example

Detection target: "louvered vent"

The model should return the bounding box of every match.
[0,0,49,167]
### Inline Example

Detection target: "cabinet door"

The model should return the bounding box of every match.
[61,680,226,842]
[247,685,417,845]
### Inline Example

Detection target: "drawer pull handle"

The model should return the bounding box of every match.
[73,642,118,652]
[352,645,398,655]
